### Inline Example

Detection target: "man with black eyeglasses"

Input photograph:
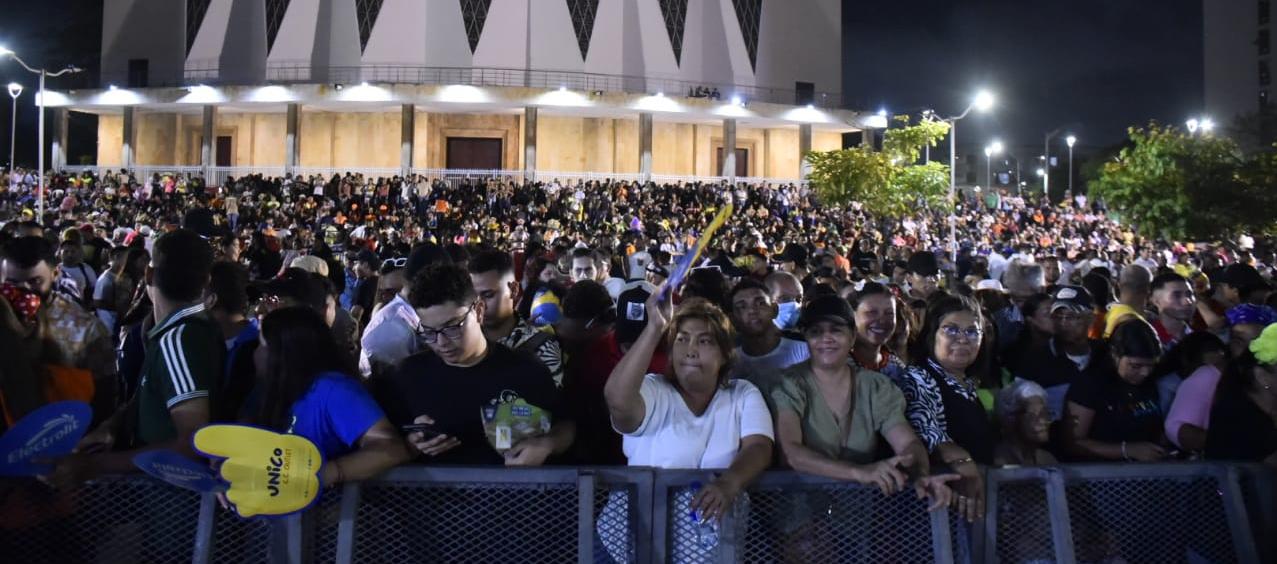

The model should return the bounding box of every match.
[371,263,573,466]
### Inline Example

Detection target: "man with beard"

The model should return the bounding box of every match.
[469,250,564,387]
[1,236,115,414]
[729,279,809,393]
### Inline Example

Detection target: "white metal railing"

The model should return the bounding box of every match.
[55,165,807,188]
[293,167,402,180]
[207,166,286,187]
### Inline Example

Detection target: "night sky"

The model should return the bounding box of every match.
[0,0,1204,169]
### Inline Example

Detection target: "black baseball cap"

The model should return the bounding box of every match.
[798,295,855,329]
[615,286,651,344]
[1050,285,1095,314]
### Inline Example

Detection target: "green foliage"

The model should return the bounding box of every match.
[805,116,953,218]
[1093,122,1277,241]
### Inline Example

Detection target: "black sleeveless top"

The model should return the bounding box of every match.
[924,361,996,465]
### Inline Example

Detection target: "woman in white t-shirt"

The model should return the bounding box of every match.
[605,292,774,522]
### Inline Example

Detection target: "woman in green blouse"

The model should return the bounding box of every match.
[773,295,957,506]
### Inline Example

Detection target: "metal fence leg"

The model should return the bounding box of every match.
[191,493,216,564]
[652,478,670,564]
[1221,466,1262,564]
[335,483,362,564]
[633,470,655,564]
[982,472,1000,564]
[1044,470,1076,564]
[578,473,595,564]
[930,505,955,564]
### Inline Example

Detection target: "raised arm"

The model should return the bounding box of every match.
[605,287,670,433]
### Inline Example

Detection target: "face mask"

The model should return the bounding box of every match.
[774,301,800,331]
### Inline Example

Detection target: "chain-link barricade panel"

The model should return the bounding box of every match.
[722,483,936,564]
[349,480,579,563]
[993,480,1054,564]
[595,483,637,564]
[1066,475,1236,564]
[310,488,345,563]
[0,476,202,564]
[1238,466,1277,563]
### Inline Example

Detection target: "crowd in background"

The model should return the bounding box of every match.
[2,165,1276,530]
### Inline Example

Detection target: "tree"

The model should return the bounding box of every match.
[1092,122,1277,241]
[805,116,952,218]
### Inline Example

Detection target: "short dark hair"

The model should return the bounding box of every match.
[1,236,56,269]
[561,280,615,323]
[1151,272,1189,292]
[152,228,215,302]
[208,261,249,314]
[409,263,476,309]
[727,278,772,312]
[468,249,514,277]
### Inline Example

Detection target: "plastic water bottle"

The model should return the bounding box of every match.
[688,480,719,549]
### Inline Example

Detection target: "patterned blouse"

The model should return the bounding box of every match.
[888,359,980,452]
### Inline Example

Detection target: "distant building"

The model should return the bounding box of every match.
[41,0,880,183]
[1204,0,1275,125]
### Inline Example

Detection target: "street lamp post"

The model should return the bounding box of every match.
[1036,168,1046,194]
[7,82,21,174]
[984,140,1003,193]
[1065,135,1076,200]
[0,46,83,221]
[943,90,995,262]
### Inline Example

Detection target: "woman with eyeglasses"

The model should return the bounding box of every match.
[1062,319,1170,462]
[891,294,992,523]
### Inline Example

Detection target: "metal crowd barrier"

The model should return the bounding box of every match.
[0,463,1271,563]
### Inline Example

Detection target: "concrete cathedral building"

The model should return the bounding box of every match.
[46,0,875,182]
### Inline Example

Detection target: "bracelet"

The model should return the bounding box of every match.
[1121,441,1130,461]
[944,457,974,467]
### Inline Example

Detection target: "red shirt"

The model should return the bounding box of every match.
[564,331,668,465]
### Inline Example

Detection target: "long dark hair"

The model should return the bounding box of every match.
[255,307,356,430]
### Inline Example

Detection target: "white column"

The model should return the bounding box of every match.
[524,106,537,182]
[285,103,299,174]
[50,109,68,170]
[121,106,136,170]
[201,105,217,178]
[401,104,414,176]
[721,118,737,181]
[638,112,653,182]
[798,123,813,179]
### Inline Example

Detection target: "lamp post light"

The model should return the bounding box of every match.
[1065,135,1076,199]
[1036,167,1046,194]
[942,90,995,261]
[0,46,84,220]
[7,82,20,174]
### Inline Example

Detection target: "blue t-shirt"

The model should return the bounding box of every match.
[287,372,385,460]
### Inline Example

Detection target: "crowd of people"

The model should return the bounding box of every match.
[2,164,1276,534]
